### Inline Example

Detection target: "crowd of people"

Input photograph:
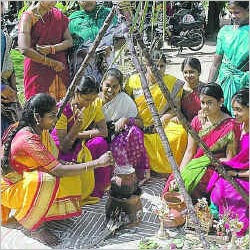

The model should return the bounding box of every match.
[1,0,249,247]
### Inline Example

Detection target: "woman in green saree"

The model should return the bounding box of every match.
[208,1,249,114]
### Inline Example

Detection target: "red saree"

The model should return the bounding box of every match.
[21,8,70,101]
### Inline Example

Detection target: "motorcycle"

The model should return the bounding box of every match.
[142,3,206,54]
[1,12,19,49]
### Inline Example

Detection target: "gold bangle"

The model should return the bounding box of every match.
[44,54,47,63]
[51,45,56,54]
[89,133,93,139]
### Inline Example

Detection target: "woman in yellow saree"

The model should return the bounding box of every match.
[125,55,188,174]
[1,93,114,246]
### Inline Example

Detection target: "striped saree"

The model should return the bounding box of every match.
[1,128,82,231]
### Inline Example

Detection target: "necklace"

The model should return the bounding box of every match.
[34,8,45,23]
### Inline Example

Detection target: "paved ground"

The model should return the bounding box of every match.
[1,39,216,250]
[164,39,216,82]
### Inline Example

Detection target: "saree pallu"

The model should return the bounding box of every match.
[1,129,82,231]
[125,74,187,173]
[51,101,111,201]
[210,133,249,236]
[110,123,150,181]
[102,92,149,180]
[21,8,70,101]
[163,117,241,197]
[216,25,249,114]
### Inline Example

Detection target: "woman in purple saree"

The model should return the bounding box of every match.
[100,68,150,184]
[210,88,249,236]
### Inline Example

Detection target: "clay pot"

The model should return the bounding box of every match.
[110,165,138,198]
[162,191,187,228]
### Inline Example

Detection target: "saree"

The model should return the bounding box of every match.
[69,6,117,49]
[1,128,82,231]
[216,25,249,114]
[210,132,249,236]
[125,73,187,173]
[163,117,241,198]
[102,92,150,180]
[181,84,204,122]
[51,98,111,201]
[21,8,70,101]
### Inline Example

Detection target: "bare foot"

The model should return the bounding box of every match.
[30,226,60,247]
[2,216,22,229]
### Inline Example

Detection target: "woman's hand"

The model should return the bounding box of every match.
[114,117,128,132]
[169,179,179,192]
[36,44,52,55]
[71,106,85,133]
[49,60,65,72]
[96,151,115,168]
[1,85,17,103]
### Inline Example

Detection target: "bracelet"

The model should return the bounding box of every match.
[44,54,47,63]
[50,45,56,54]
[89,133,93,139]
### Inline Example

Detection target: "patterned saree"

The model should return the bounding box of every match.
[1,128,82,231]
[163,117,240,199]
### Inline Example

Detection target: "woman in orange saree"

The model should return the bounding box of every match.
[1,93,114,246]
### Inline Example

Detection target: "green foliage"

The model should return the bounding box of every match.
[138,239,161,249]
[10,49,25,105]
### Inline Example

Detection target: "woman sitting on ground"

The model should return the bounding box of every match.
[181,57,205,122]
[209,88,249,237]
[1,93,114,246]
[125,54,187,175]
[163,83,241,201]
[100,68,150,184]
[51,76,110,202]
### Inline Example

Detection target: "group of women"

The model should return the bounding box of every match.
[1,0,249,247]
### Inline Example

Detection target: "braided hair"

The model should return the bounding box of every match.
[1,93,56,175]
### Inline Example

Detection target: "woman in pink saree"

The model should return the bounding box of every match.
[163,84,241,201]
[210,88,249,236]
[18,1,72,101]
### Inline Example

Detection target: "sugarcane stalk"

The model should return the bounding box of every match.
[139,1,149,33]
[56,6,116,119]
[116,5,210,249]
[162,1,166,42]
[123,29,210,250]
[135,33,249,204]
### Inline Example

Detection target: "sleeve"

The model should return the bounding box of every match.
[215,26,225,55]
[15,134,60,172]
[93,98,105,123]
[55,113,68,130]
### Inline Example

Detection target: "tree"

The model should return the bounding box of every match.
[207,1,226,36]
